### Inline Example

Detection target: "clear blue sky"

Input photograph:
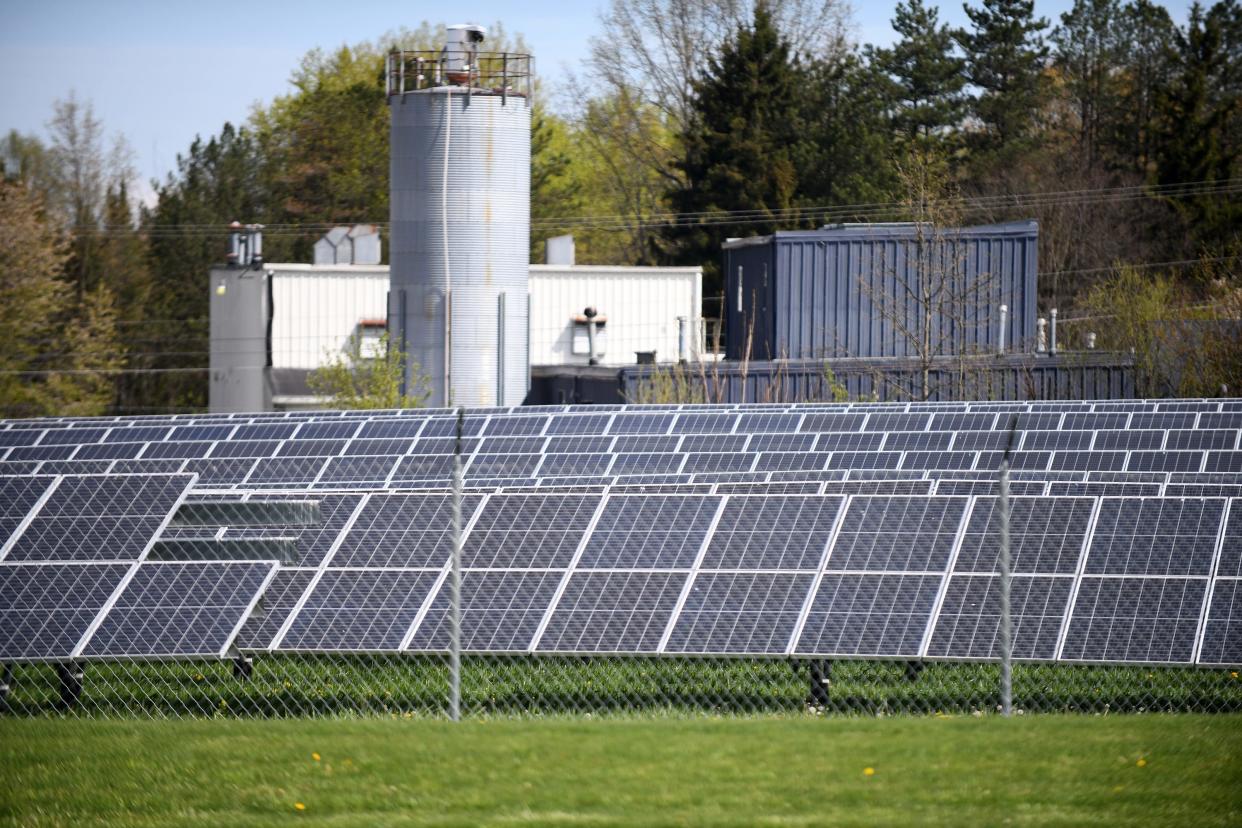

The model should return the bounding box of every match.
[2,0,1195,201]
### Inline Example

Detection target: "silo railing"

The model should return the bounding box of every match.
[386,50,534,102]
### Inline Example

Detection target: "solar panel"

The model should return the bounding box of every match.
[329,494,481,568]
[464,494,600,568]
[826,496,968,572]
[926,575,1073,660]
[0,475,54,549]
[954,497,1095,575]
[79,561,276,658]
[275,569,441,651]
[534,571,688,653]
[407,570,563,651]
[700,496,844,570]
[0,562,130,660]
[664,572,814,654]
[3,474,192,562]
[1060,577,1206,664]
[1085,498,1224,577]
[233,569,317,650]
[578,495,719,569]
[794,573,942,657]
[1197,579,1242,665]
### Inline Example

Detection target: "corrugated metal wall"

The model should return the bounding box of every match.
[269,266,389,370]
[618,353,1135,404]
[725,222,1039,362]
[529,265,702,365]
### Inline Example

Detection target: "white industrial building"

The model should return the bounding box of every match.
[208,258,702,412]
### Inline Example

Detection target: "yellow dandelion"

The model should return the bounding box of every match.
[863,767,875,776]
[312,753,321,762]
[294,802,306,811]
[1136,758,1147,767]
[1113,786,1124,793]
[1231,671,1238,679]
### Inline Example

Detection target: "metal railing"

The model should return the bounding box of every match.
[386,50,534,102]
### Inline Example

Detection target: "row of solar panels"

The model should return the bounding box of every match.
[1,474,1239,666]
[7,397,1242,430]
[4,409,1242,451]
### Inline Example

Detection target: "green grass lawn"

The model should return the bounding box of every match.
[2,715,1240,826]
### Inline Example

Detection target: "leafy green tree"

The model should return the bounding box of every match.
[307,331,429,409]
[1052,0,1126,165]
[957,0,1050,155]
[1115,0,1178,172]
[664,2,803,297]
[0,180,123,417]
[530,105,582,261]
[868,0,967,152]
[1151,1,1242,253]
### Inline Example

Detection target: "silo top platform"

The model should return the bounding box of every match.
[387,51,533,101]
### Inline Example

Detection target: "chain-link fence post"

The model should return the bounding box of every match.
[450,408,464,721]
[998,415,1019,717]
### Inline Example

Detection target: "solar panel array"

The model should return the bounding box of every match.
[0,398,1240,668]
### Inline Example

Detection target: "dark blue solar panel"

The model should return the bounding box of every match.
[929,413,996,431]
[343,438,413,456]
[1130,413,1196,430]
[233,424,297,441]
[1093,430,1164,450]
[863,413,931,432]
[1210,504,1242,578]
[612,435,681,453]
[537,453,614,477]
[536,571,687,653]
[882,432,951,452]
[408,570,562,652]
[1061,412,1130,430]
[464,494,599,568]
[234,569,317,650]
[544,435,614,454]
[827,496,967,572]
[357,420,428,440]
[1126,451,1203,472]
[316,456,397,487]
[141,441,213,460]
[736,413,802,433]
[0,431,40,447]
[104,426,172,443]
[478,436,546,454]
[168,425,235,442]
[181,458,257,486]
[39,428,107,445]
[1061,577,1206,663]
[8,445,77,462]
[276,440,346,458]
[546,414,613,435]
[1085,498,1224,576]
[1206,452,1242,473]
[812,432,885,451]
[330,494,481,568]
[466,454,542,478]
[609,453,684,474]
[746,433,817,453]
[755,452,831,472]
[391,455,456,481]
[954,497,1095,574]
[799,413,865,433]
[609,413,675,434]
[578,495,719,569]
[701,495,845,570]
[72,442,143,461]
[681,453,756,474]
[0,562,131,660]
[410,437,481,455]
[672,413,737,434]
[1049,452,1126,472]
[38,461,113,475]
[795,573,941,657]
[1014,413,1063,430]
[209,440,280,459]
[482,416,548,436]
[950,432,1012,451]
[5,474,191,562]
[926,575,1073,660]
[0,475,54,547]
[1022,431,1093,451]
[278,569,440,651]
[1198,580,1242,665]
[1166,430,1236,451]
[294,421,361,440]
[679,434,749,453]
[1199,413,1242,429]
[80,561,274,658]
[826,451,902,470]
[665,572,813,654]
[233,493,365,568]
[901,452,977,471]
[244,458,325,486]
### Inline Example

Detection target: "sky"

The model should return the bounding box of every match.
[2,0,1196,202]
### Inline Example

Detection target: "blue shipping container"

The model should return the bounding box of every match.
[723,221,1038,361]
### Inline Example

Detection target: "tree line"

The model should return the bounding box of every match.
[1,1,1239,415]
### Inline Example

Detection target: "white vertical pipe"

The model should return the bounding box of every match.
[1049,308,1058,356]
[997,304,1009,356]
[443,87,453,406]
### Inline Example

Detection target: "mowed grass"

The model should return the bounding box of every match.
[2,715,1240,826]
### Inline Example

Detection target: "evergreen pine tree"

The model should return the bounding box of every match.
[1052,0,1125,165]
[663,1,802,299]
[957,0,1050,154]
[869,0,966,151]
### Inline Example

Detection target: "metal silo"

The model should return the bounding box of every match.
[387,27,533,407]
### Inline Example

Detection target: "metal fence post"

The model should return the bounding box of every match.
[450,408,464,721]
